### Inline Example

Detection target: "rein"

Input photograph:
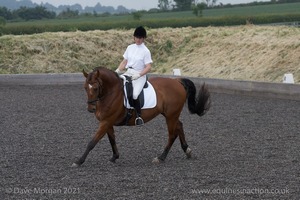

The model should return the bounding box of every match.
[87,90,117,104]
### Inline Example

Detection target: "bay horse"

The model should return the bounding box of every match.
[72,66,210,167]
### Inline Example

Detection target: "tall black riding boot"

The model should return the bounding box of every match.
[133,99,144,126]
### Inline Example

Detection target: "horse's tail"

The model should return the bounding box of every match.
[180,78,211,116]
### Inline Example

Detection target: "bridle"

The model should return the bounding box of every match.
[87,78,103,105]
[86,77,123,105]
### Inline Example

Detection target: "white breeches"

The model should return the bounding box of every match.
[123,68,146,99]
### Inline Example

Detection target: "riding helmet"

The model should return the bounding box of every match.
[133,26,147,38]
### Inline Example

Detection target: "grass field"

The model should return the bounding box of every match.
[203,2,300,16]
[5,2,300,29]
[143,2,300,18]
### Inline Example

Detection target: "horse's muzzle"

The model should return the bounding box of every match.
[87,107,96,113]
[87,99,98,113]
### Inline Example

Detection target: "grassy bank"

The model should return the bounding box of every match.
[0,26,299,83]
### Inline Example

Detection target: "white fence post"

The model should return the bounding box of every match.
[173,69,181,76]
[283,73,294,84]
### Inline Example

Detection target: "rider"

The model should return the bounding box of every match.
[115,26,153,126]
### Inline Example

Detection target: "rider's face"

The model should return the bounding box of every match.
[134,36,144,45]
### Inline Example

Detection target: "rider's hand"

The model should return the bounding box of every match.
[131,74,141,80]
[115,68,121,73]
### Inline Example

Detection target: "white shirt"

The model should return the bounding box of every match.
[123,43,153,73]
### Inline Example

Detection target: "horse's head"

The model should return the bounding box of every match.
[82,67,121,113]
[83,69,103,113]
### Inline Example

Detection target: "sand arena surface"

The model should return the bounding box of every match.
[0,83,299,199]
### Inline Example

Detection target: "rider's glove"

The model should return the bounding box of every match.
[131,74,141,80]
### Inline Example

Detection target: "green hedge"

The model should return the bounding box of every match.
[2,13,300,35]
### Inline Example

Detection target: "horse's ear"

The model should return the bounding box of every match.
[96,70,100,77]
[82,69,88,78]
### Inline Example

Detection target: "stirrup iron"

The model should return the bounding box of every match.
[135,117,144,126]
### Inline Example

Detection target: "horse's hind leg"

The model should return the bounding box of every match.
[107,127,119,163]
[153,117,179,163]
[177,120,192,158]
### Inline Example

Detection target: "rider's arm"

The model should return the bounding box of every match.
[116,59,127,72]
[140,63,151,77]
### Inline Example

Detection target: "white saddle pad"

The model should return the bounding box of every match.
[120,76,157,109]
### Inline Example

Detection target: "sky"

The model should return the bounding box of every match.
[30,0,270,10]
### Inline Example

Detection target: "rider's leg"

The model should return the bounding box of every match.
[133,99,144,125]
[132,75,146,126]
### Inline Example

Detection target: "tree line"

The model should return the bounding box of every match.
[0,6,55,21]
[0,6,106,21]
[1,0,300,22]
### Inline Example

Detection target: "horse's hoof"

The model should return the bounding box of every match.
[152,157,161,164]
[109,154,119,163]
[71,163,80,168]
[186,147,192,159]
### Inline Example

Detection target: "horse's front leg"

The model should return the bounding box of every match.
[107,127,119,163]
[72,123,109,167]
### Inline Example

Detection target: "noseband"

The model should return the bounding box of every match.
[87,98,99,105]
